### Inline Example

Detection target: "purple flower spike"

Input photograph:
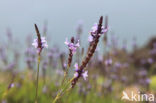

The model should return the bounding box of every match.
[73,63,88,80]
[90,23,108,36]
[88,23,108,43]
[32,37,48,49]
[32,37,48,53]
[64,38,80,54]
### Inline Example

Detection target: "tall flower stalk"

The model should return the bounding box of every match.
[53,16,107,103]
[62,37,80,84]
[71,16,106,88]
[32,24,48,103]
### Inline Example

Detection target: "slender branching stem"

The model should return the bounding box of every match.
[35,55,41,103]
[53,78,74,103]
[61,64,70,85]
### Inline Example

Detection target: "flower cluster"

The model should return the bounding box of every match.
[32,37,48,53]
[32,24,48,54]
[88,23,108,42]
[64,38,80,54]
[71,16,104,88]
[73,63,88,80]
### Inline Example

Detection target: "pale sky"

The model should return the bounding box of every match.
[0,0,156,48]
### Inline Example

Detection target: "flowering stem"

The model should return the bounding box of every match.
[53,78,74,103]
[61,65,70,85]
[35,54,40,103]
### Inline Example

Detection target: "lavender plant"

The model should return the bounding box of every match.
[52,16,108,103]
[1,15,156,103]
[32,24,48,103]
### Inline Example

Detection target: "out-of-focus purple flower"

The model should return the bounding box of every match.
[2,100,7,103]
[32,37,48,53]
[138,70,147,77]
[105,58,112,66]
[147,58,153,64]
[114,62,121,68]
[121,76,127,83]
[145,78,151,84]
[64,38,80,54]
[8,83,14,89]
[98,55,103,62]
[63,63,67,68]
[5,62,16,70]
[122,62,129,68]
[139,78,151,86]
[110,74,118,80]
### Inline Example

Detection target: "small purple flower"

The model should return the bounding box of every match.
[63,63,67,68]
[90,23,108,36]
[82,71,88,80]
[74,63,79,71]
[88,23,108,43]
[88,35,93,42]
[105,58,112,66]
[98,55,103,62]
[32,37,48,53]
[114,62,121,68]
[64,38,80,54]
[73,63,88,80]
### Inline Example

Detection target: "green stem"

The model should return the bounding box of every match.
[61,65,70,85]
[35,55,40,103]
[52,78,74,103]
